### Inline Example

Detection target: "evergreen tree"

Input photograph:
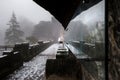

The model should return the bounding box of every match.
[5,12,24,45]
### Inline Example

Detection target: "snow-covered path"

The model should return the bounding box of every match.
[7,44,59,80]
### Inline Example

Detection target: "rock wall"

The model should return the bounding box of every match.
[108,0,120,80]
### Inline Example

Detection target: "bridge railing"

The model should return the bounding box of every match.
[0,41,52,79]
[0,45,14,52]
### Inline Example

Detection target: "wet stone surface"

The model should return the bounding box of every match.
[6,44,59,80]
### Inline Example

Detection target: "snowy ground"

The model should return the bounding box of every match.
[7,44,59,80]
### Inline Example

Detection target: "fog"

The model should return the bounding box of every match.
[73,0,104,25]
[65,0,105,42]
[0,0,52,24]
[0,0,52,45]
[0,0,104,45]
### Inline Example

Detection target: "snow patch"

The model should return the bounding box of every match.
[8,44,59,80]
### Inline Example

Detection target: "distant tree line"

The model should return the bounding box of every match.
[5,13,63,45]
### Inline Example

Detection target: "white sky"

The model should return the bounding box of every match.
[0,0,53,45]
[0,0,52,25]
[0,0,104,45]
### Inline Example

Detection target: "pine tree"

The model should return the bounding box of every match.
[5,12,24,45]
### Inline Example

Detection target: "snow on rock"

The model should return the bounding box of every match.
[7,44,59,80]
[40,44,59,55]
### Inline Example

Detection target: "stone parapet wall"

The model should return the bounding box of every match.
[0,41,52,79]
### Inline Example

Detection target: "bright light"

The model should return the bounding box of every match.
[58,36,64,42]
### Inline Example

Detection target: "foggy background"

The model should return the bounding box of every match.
[65,0,105,42]
[0,0,104,45]
[0,0,63,45]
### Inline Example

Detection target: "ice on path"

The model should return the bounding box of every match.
[7,44,59,80]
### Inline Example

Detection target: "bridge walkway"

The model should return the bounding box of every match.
[6,44,59,80]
